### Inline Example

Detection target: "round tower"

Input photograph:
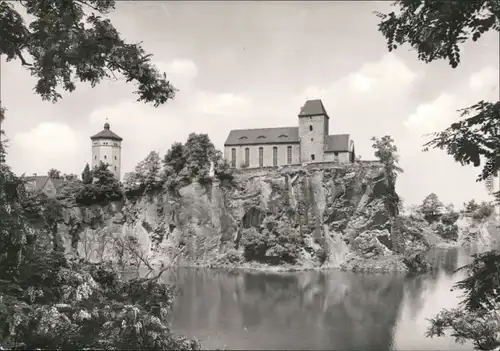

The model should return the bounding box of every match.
[90,122,123,180]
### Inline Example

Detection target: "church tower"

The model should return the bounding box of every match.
[298,99,329,163]
[90,122,123,180]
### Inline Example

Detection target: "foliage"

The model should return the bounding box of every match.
[47,168,61,179]
[375,0,500,183]
[0,163,199,350]
[471,201,494,221]
[435,223,459,241]
[427,251,500,350]
[75,162,122,205]
[420,193,444,223]
[124,151,163,195]
[0,0,176,107]
[371,135,403,215]
[161,135,234,194]
[240,220,303,265]
[183,133,217,183]
[163,142,187,175]
[465,199,481,213]
[81,163,93,185]
[441,209,460,226]
[371,135,403,252]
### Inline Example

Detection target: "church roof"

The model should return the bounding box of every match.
[325,134,351,152]
[298,99,329,118]
[90,122,123,141]
[224,127,300,146]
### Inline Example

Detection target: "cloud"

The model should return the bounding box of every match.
[403,93,458,135]
[155,59,199,91]
[12,122,86,175]
[469,66,500,96]
[296,53,420,120]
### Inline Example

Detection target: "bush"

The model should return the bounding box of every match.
[240,222,303,265]
[441,210,460,226]
[435,223,459,241]
[75,183,123,205]
[472,202,494,221]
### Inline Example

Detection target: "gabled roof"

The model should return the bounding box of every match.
[298,99,329,118]
[25,175,50,190]
[224,127,300,146]
[90,123,123,141]
[325,134,351,152]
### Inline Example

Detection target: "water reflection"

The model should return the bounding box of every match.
[164,248,474,350]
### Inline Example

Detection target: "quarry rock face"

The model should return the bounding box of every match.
[54,163,431,271]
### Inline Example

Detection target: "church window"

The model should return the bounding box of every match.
[104,155,107,159]
[259,147,263,167]
[94,156,97,160]
[115,156,117,160]
[309,125,313,131]
[114,166,117,170]
[311,138,313,141]
[311,154,315,161]
[231,148,236,167]
[245,148,250,166]
[287,146,292,164]
[273,147,278,166]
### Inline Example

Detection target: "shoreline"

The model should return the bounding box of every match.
[153,253,420,274]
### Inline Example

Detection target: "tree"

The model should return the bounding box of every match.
[92,161,117,186]
[81,163,93,184]
[183,133,217,183]
[420,193,444,223]
[0,0,176,107]
[372,135,403,252]
[47,168,61,179]
[375,0,500,183]
[125,151,162,192]
[163,142,186,175]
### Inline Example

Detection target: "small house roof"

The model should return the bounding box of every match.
[25,175,50,190]
[224,127,300,146]
[325,134,351,152]
[90,122,123,141]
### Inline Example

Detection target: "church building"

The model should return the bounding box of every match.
[90,122,122,180]
[224,99,355,169]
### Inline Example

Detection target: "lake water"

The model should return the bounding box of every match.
[163,248,474,350]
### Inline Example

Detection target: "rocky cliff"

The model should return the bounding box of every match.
[54,162,427,272]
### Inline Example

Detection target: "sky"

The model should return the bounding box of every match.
[1,1,499,208]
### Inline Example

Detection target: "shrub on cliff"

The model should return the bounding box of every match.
[124,151,163,197]
[162,135,234,194]
[471,202,494,221]
[240,221,303,265]
[75,162,123,205]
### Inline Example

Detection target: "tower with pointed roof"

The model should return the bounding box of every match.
[298,99,329,163]
[90,122,123,180]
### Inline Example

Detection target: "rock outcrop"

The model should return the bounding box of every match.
[54,162,430,272]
